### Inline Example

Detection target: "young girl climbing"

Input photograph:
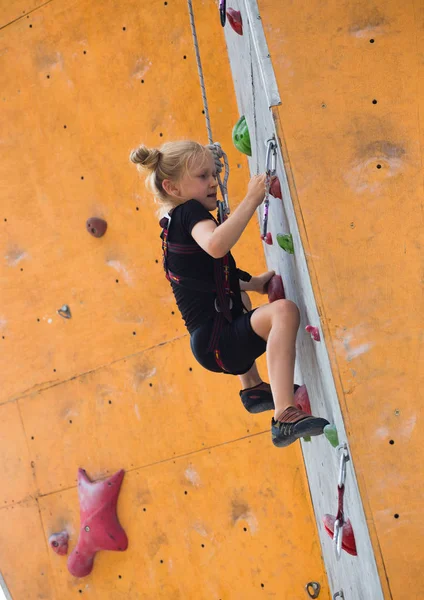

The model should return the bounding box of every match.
[130,140,329,447]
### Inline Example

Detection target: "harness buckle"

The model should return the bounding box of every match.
[214,297,233,313]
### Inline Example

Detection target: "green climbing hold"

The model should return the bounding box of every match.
[303,435,312,442]
[232,115,251,156]
[324,424,339,448]
[277,233,294,254]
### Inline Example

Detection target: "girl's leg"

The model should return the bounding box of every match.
[250,299,300,420]
[238,291,265,390]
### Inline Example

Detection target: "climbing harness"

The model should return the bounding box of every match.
[160,211,234,372]
[262,136,277,239]
[333,444,350,560]
[187,0,230,220]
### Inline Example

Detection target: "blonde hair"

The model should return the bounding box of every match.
[129,140,209,217]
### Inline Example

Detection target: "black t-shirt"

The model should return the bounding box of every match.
[160,199,244,334]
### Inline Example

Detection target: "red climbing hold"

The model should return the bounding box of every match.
[270,176,282,200]
[226,8,243,35]
[86,217,107,238]
[267,274,285,302]
[306,325,321,342]
[294,384,312,416]
[67,469,128,578]
[49,531,69,556]
[323,514,357,556]
[261,232,273,245]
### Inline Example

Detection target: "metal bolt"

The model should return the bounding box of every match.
[394,409,400,416]
[85,526,90,532]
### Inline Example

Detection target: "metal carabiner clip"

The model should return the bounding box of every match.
[265,137,277,176]
[337,443,350,488]
[333,519,344,561]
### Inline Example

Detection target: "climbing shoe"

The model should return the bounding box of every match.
[271,406,329,448]
[240,384,300,414]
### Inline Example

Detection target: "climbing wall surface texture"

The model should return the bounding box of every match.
[0,1,329,599]
[224,0,423,599]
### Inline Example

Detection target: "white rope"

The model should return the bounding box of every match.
[186,0,230,215]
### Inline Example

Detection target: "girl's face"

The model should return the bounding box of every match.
[170,151,218,211]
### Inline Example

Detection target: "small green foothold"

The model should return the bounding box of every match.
[303,435,312,442]
[324,424,339,448]
[276,233,294,254]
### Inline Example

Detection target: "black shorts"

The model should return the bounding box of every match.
[190,309,267,375]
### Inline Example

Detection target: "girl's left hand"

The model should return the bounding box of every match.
[252,270,275,294]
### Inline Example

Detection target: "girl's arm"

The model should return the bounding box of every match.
[191,175,266,258]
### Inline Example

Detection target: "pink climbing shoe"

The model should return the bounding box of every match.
[240,384,300,413]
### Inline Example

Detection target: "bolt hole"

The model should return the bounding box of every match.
[123,27,126,31]
[394,513,400,519]
[372,99,378,104]
[376,164,382,169]
[370,38,375,43]
[69,420,72,424]
[261,583,265,588]
[141,79,144,83]
[116,279,119,283]
[143,508,147,512]
[184,491,188,495]
[243,527,247,531]
[118,574,122,578]
[189,367,192,371]
[389,439,394,445]
[159,133,163,137]
[81,176,84,180]
[133,331,136,335]
[108,400,112,404]
[201,544,205,548]
[183,55,187,59]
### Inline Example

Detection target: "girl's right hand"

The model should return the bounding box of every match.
[246,174,267,207]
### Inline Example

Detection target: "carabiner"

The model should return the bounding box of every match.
[333,519,344,561]
[265,137,277,176]
[337,443,350,488]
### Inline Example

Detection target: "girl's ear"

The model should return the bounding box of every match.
[162,178,181,198]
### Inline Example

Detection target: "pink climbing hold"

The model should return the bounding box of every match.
[323,514,357,556]
[270,176,282,200]
[294,384,312,416]
[226,8,243,35]
[261,232,273,245]
[49,531,69,556]
[306,325,321,342]
[267,274,285,303]
[67,468,128,578]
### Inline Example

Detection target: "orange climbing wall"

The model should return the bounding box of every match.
[255,0,423,598]
[0,1,329,599]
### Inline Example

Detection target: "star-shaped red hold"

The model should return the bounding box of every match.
[68,468,128,577]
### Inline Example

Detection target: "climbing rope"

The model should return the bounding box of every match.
[186,0,230,218]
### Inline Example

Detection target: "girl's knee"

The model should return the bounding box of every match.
[272,299,300,325]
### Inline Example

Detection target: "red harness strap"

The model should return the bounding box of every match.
[160,209,233,372]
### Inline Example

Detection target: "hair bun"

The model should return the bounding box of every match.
[129,145,161,170]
